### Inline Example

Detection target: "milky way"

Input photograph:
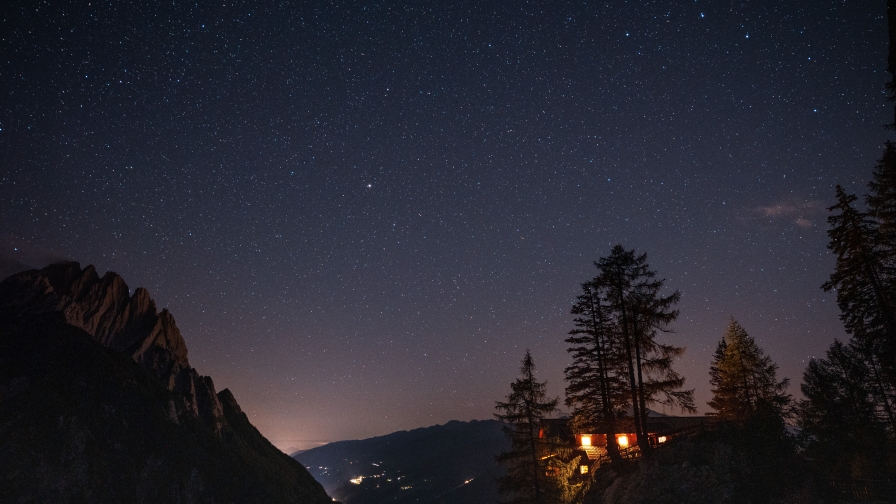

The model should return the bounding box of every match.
[0,0,889,451]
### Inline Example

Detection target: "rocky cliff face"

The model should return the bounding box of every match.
[0,262,333,503]
[0,262,224,430]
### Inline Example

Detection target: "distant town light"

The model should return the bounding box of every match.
[350,476,364,485]
[580,435,592,446]
[617,435,629,447]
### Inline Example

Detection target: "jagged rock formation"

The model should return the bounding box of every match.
[0,262,333,503]
[0,262,224,430]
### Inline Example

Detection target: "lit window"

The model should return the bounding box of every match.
[658,436,667,444]
[617,435,629,447]
[580,435,591,447]
[580,465,589,475]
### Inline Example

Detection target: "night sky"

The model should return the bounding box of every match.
[1,0,890,452]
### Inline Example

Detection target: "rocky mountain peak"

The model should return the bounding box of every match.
[0,262,218,429]
[0,262,333,503]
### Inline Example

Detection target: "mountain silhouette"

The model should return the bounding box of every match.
[295,419,508,504]
[0,262,332,503]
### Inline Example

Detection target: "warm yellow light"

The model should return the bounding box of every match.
[617,435,629,447]
[579,465,589,475]
[658,436,667,444]
[581,435,592,446]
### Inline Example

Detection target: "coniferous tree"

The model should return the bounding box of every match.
[592,246,695,454]
[628,277,695,429]
[495,351,561,504]
[799,339,896,480]
[868,142,896,250]
[805,4,896,487]
[564,279,625,462]
[854,335,896,430]
[707,318,791,423]
[868,144,896,379]
[823,186,896,383]
[800,340,880,440]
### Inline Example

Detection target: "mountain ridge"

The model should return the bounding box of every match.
[295,418,508,504]
[0,262,225,429]
[0,262,332,503]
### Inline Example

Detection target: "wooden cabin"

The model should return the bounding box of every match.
[541,413,710,476]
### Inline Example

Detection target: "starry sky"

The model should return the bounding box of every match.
[0,0,891,452]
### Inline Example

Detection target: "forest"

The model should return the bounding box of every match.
[492,5,896,502]
[493,149,896,503]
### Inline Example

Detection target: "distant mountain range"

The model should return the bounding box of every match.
[0,262,332,503]
[295,419,510,504]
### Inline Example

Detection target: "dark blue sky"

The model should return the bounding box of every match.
[0,0,889,451]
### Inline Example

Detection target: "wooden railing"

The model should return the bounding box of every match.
[619,445,641,459]
[649,424,705,447]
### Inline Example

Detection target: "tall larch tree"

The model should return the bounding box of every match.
[595,245,695,455]
[564,279,624,462]
[867,144,896,379]
[799,339,895,480]
[801,0,896,485]
[707,318,791,423]
[495,350,561,504]
[824,186,896,383]
[867,142,896,249]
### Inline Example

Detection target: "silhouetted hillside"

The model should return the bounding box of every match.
[0,263,332,503]
[295,419,509,504]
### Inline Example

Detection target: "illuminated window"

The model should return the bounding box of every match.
[580,465,589,475]
[617,435,629,447]
[580,435,591,447]
[657,436,667,444]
